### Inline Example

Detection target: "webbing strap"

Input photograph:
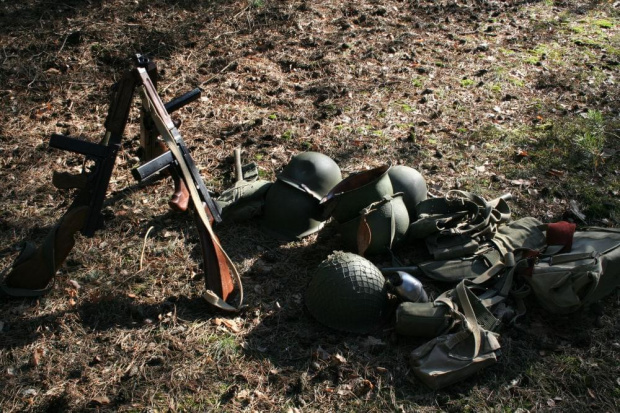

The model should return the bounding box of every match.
[455,281,481,359]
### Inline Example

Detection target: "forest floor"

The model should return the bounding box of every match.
[0,0,619,411]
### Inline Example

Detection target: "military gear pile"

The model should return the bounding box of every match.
[211,151,619,388]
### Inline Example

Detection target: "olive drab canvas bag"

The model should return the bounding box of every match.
[410,281,502,389]
[520,227,620,314]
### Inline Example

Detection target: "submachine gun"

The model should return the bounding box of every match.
[1,55,243,312]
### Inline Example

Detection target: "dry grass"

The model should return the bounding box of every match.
[1,0,619,411]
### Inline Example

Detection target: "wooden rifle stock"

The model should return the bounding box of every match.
[1,60,142,294]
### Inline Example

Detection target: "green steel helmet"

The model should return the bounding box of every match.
[262,152,342,240]
[320,165,393,223]
[338,194,410,255]
[305,251,389,334]
[277,152,342,200]
[262,180,324,240]
[388,165,428,221]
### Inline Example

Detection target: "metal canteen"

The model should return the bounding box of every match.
[385,271,428,303]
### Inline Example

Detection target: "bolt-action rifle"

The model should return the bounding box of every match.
[1,56,243,311]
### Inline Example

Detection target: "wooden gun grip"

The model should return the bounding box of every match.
[169,175,190,212]
[52,171,88,190]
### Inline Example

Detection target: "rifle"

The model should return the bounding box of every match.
[1,56,243,311]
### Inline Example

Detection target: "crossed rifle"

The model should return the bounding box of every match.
[1,55,243,312]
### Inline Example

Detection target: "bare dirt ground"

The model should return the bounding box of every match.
[1,0,619,411]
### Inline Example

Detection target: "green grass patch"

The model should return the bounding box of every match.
[508,77,525,87]
[460,78,474,87]
[488,111,619,220]
[594,19,613,29]
[399,102,414,113]
[281,130,293,140]
[410,77,423,87]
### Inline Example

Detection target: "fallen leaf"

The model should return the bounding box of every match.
[587,388,596,399]
[475,165,486,173]
[236,389,250,400]
[253,389,268,400]
[68,279,81,290]
[569,200,587,223]
[353,379,374,396]
[331,353,346,365]
[214,318,241,333]
[91,396,110,406]
[510,179,531,187]
[22,388,38,397]
[546,169,565,177]
[127,293,137,299]
[315,346,330,361]
[32,348,44,366]
[547,399,555,407]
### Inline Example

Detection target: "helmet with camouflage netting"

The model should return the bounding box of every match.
[305,251,389,334]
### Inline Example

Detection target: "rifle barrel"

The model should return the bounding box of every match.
[164,88,201,114]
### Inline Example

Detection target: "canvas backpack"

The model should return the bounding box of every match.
[519,227,620,314]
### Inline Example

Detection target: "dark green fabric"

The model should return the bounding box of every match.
[408,191,512,261]
[395,301,453,338]
[417,218,545,283]
[491,216,545,255]
[524,227,620,313]
[215,180,272,222]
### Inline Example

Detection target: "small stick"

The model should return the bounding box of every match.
[234,148,243,182]
[140,226,155,271]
